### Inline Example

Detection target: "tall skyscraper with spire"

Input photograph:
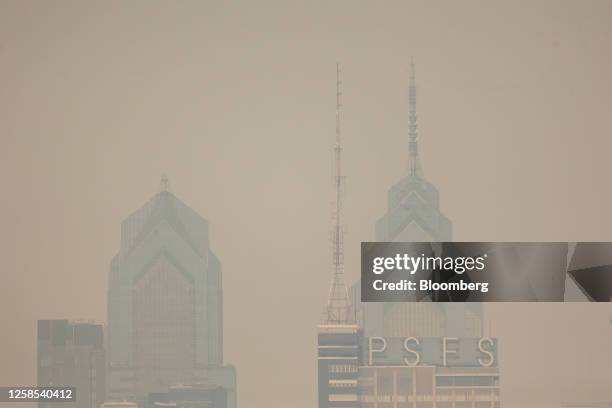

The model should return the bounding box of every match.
[351,60,483,338]
[107,177,236,407]
[320,61,500,408]
[375,59,451,243]
[317,64,360,408]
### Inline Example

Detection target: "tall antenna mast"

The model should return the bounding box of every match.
[408,57,420,176]
[324,63,353,325]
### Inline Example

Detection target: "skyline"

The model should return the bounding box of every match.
[2,2,612,408]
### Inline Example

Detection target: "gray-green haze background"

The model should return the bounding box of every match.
[1,1,612,407]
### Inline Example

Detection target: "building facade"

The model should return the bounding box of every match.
[318,329,501,408]
[360,336,499,408]
[318,324,361,408]
[107,178,235,407]
[37,320,106,408]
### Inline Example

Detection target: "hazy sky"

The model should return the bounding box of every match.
[1,1,612,408]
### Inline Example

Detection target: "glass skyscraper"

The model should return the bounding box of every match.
[107,178,235,407]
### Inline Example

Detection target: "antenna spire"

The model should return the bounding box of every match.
[160,173,170,193]
[408,57,420,176]
[324,63,354,325]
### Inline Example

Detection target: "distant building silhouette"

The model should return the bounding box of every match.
[37,319,106,408]
[338,61,500,407]
[350,60,483,339]
[374,59,451,244]
[107,177,236,407]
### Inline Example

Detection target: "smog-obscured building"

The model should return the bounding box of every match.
[37,319,106,408]
[341,62,499,407]
[360,336,499,407]
[107,177,236,407]
[349,61,482,340]
[318,324,360,408]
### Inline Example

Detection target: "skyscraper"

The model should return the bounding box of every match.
[107,177,235,407]
[37,320,106,408]
[375,59,451,244]
[315,62,500,407]
[348,60,499,407]
[350,61,483,338]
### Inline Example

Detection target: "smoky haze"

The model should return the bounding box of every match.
[1,1,612,408]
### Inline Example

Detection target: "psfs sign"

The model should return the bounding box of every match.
[363,337,497,368]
